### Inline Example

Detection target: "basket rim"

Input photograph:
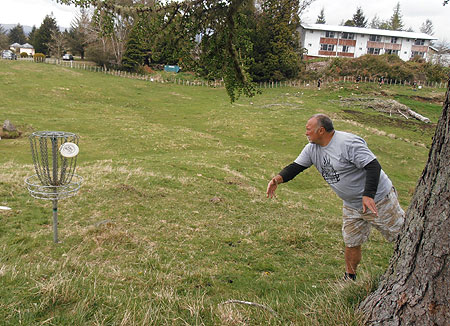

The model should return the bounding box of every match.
[25,174,83,188]
[30,131,78,138]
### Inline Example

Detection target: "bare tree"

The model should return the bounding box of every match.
[48,30,66,58]
[430,40,450,66]
[360,78,450,325]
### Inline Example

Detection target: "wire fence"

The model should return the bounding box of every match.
[8,57,448,90]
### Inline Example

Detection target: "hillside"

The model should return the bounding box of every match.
[0,59,445,325]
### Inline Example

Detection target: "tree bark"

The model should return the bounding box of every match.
[359,79,450,325]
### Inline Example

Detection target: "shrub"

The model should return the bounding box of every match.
[312,54,448,83]
[20,52,28,58]
[34,53,46,62]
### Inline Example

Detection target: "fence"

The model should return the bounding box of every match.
[7,57,447,90]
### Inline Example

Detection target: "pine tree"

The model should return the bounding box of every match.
[352,7,367,27]
[34,15,59,55]
[389,2,404,31]
[28,26,37,46]
[67,9,91,59]
[8,24,27,44]
[121,19,148,72]
[249,0,302,82]
[316,8,326,24]
[0,26,9,49]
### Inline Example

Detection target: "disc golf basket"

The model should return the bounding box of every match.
[25,131,82,243]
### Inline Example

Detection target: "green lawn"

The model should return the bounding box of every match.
[0,60,444,325]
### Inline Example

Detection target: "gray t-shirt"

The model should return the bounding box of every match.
[294,131,392,210]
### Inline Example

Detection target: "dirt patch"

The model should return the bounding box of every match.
[412,94,445,105]
[306,61,329,72]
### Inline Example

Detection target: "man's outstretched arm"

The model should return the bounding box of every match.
[266,163,307,198]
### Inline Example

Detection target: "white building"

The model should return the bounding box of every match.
[9,43,35,56]
[299,24,436,61]
[19,43,35,56]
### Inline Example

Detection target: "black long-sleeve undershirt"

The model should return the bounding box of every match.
[278,158,381,199]
[363,159,381,198]
[279,162,307,182]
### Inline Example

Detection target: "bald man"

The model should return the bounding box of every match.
[267,114,405,281]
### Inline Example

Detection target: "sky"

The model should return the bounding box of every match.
[0,0,449,42]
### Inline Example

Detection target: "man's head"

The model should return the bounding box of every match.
[305,114,334,146]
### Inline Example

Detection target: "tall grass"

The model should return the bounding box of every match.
[0,60,443,325]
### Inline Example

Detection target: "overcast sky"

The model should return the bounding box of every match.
[0,0,449,42]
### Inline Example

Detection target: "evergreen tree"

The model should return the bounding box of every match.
[34,15,59,55]
[8,24,27,44]
[121,18,148,72]
[389,2,403,31]
[316,8,326,24]
[67,9,91,59]
[0,26,9,49]
[149,11,192,66]
[28,26,37,46]
[352,7,367,27]
[249,0,302,82]
[420,19,434,36]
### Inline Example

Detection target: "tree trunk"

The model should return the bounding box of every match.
[359,79,450,325]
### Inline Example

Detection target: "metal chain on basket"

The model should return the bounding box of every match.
[40,135,51,185]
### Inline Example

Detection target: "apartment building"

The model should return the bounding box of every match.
[299,23,436,61]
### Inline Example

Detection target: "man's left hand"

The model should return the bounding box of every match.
[362,196,378,216]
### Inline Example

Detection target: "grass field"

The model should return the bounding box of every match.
[0,60,445,325]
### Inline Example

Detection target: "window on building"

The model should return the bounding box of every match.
[414,39,425,45]
[325,31,336,38]
[369,35,382,42]
[320,44,335,51]
[391,37,398,44]
[386,49,399,55]
[342,32,354,40]
[411,51,425,58]
[342,45,350,53]
[368,48,381,55]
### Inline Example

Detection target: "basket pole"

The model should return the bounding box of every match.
[51,136,59,243]
[52,200,58,243]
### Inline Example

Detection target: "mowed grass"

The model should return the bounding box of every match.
[0,60,444,325]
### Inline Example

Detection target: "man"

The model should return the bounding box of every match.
[266,114,405,281]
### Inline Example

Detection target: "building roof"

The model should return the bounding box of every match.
[301,23,436,40]
[20,43,34,49]
[10,43,21,47]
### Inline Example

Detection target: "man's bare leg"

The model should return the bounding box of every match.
[345,245,361,275]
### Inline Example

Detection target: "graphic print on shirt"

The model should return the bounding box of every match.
[321,154,340,184]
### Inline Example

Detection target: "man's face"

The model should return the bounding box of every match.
[305,118,321,144]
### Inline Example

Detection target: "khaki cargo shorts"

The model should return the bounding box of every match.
[342,188,405,247]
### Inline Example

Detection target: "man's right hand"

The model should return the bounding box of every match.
[266,177,280,198]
